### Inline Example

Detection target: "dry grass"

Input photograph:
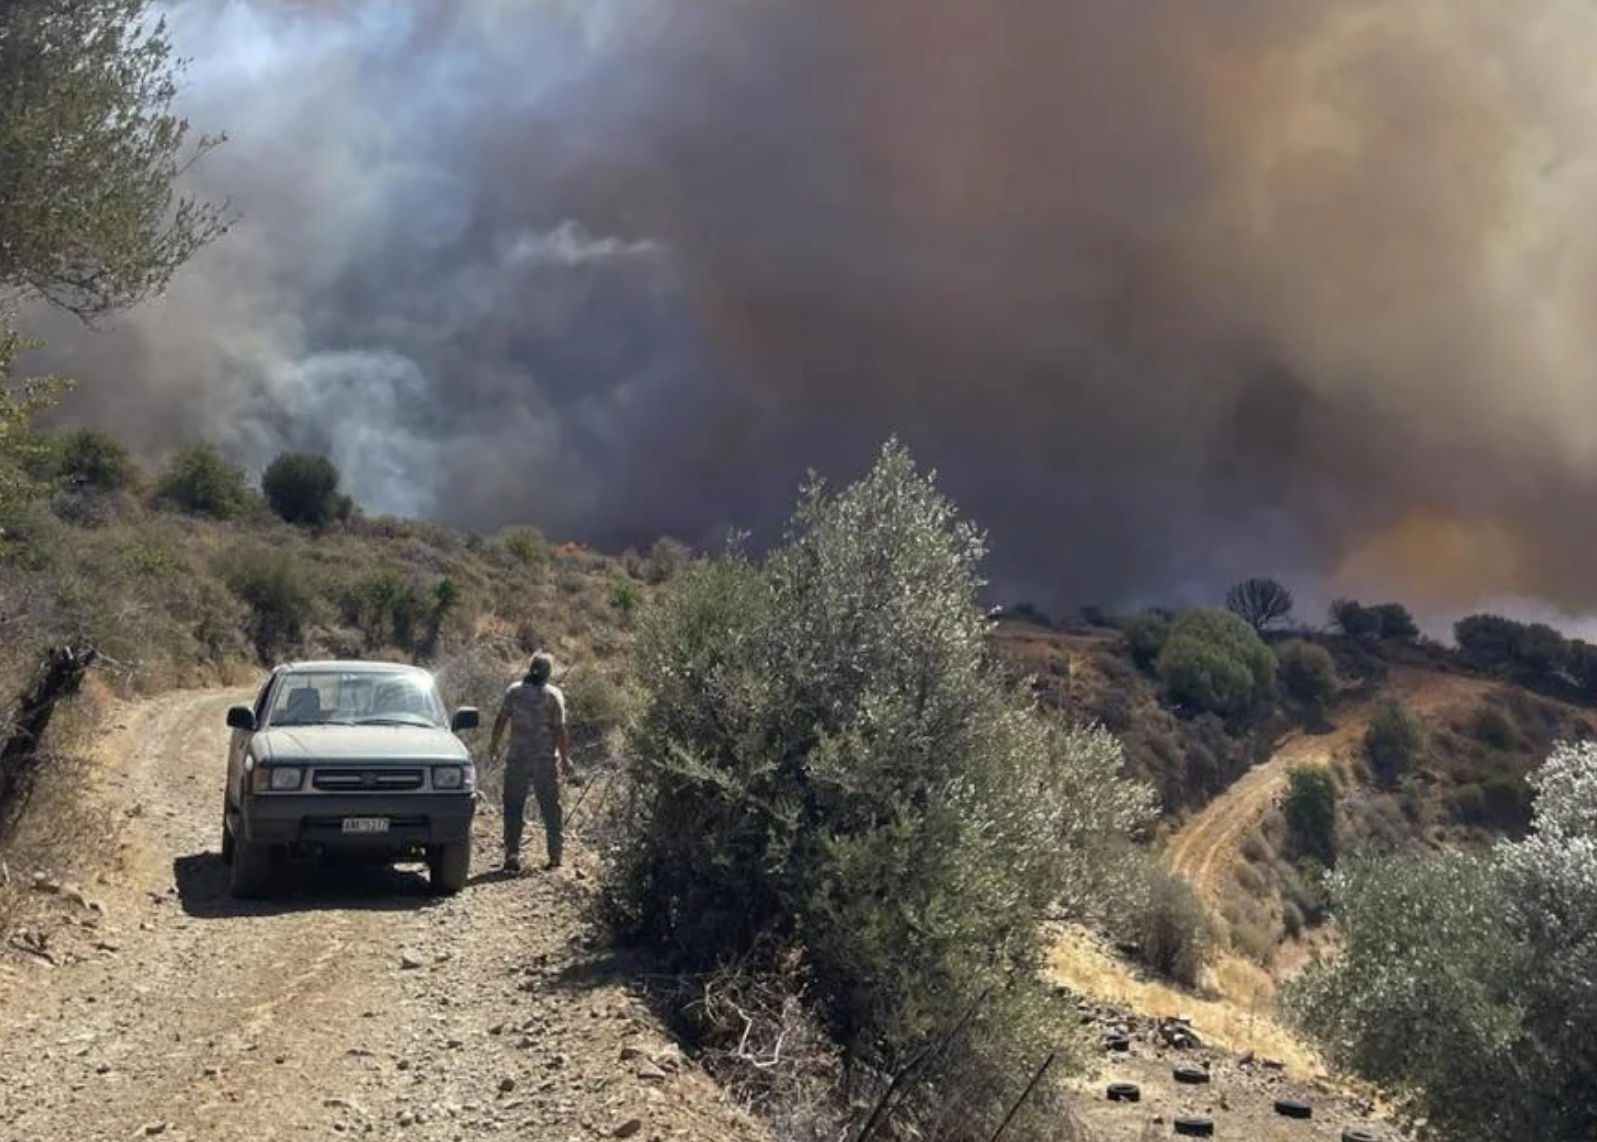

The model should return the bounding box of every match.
[0,681,120,934]
[1046,925,1325,1079]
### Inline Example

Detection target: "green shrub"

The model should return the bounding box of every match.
[607,442,1154,1137]
[1472,705,1515,749]
[1156,609,1277,718]
[1330,598,1376,640]
[1225,577,1293,631]
[1276,639,1337,719]
[609,581,641,618]
[1365,697,1423,787]
[218,548,316,661]
[1289,745,1597,1139]
[1369,602,1419,641]
[261,452,347,526]
[155,443,252,519]
[1131,869,1213,987]
[1455,614,1526,672]
[1283,766,1337,865]
[497,526,549,567]
[55,427,132,491]
[1120,610,1171,671]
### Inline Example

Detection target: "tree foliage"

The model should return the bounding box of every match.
[0,0,227,318]
[0,323,62,527]
[1156,608,1277,719]
[1225,577,1293,631]
[607,442,1155,1137]
[155,443,252,519]
[1365,697,1423,787]
[1276,639,1337,719]
[1283,766,1337,866]
[262,452,347,527]
[1120,610,1171,672]
[54,427,132,491]
[1331,598,1419,642]
[1289,741,1597,1139]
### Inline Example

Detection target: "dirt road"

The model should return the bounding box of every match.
[0,688,763,1142]
[1165,670,1489,905]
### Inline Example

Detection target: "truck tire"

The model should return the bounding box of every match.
[1106,1082,1141,1103]
[1173,1064,1211,1085]
[1341,1129,1381,1142]
[220,809,235,865]
[1173,1117,1214,1137]
[430,838,471,895]
[229,838,272,898]
[1275,1098,1313,1119]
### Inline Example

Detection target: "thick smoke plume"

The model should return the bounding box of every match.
[29,0,1597,616]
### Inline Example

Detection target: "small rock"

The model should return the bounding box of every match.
[399,951,424,970]
[140,1124,168,1137]
[635,1063,668,1083]
[613,1119,643,1139]
[619,1045,648,1061]
[498,1077,516,1094]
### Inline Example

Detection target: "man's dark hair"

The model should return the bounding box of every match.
[526,652,554,686]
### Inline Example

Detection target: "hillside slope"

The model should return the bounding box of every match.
[0,685,763,1142]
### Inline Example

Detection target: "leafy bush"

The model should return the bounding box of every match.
[607,442,1154,1137]
[155,443,252,519]
[1455,613,1526,671]
[1156,609,1277,719]
[1289,741,1597,1140]
[1224,577,1293,631]
[1472,704,1515,749]
[1365,697,1423,787]
[1283,766,1337,865]
[1368,602,1419,641]
[1332,598,1419,642]
[261,452,347,527]
[1276,639,1337,719]
[1130,869,1213,987]
[218,548,316,661]
[54,428,132,491]
[496,526,549,567]
[1120,610,1171,671]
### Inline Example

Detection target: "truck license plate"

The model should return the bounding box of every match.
[342,817,389,834]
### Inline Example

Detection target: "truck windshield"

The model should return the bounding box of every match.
[266,671,446,728]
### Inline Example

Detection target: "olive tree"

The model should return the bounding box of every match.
[607,441,1154,1139]
[1289,740,1597,1140]
[0,0,227,319]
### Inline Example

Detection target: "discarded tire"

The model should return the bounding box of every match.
[1341,1129,1381,1142]
[1106,1082,1141,1103]
[1174,1117,1215,1137]
[1275,1099,1313,1119]
[1172,1063,1211,1085]
[1102,1032,1130,1052]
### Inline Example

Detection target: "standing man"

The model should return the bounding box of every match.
[489,651,573,872]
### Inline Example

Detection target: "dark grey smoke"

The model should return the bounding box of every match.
[29,0,1597,618]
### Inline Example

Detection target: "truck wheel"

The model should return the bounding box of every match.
[430,838,471,895]
[229,838,273,898]
[220,809,235,865]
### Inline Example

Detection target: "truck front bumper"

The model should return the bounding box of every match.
[240,792,474,851]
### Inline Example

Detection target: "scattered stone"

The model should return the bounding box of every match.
[499,1077,516,1094]
[612,1119,643,1138]
[399,951,424,970]
[619,1044,647,1061]
[635,1062,669,1083]
[139,1124,168,1137]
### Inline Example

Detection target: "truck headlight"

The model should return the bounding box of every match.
[433,765,465,791]
[253,766,304,793]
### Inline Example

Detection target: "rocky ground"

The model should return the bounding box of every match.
[0,687,766,1142]
[1065,997,1401,1142]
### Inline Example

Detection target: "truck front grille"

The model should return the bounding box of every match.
[311,768,425,792]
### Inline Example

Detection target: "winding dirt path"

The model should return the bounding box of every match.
[1166,669,1489,905]
[0,687,764,1142]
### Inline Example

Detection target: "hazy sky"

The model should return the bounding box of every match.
[30,0,1597,620]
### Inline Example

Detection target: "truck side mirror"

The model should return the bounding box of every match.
[226,706,257,732]
[451,707,480,733]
